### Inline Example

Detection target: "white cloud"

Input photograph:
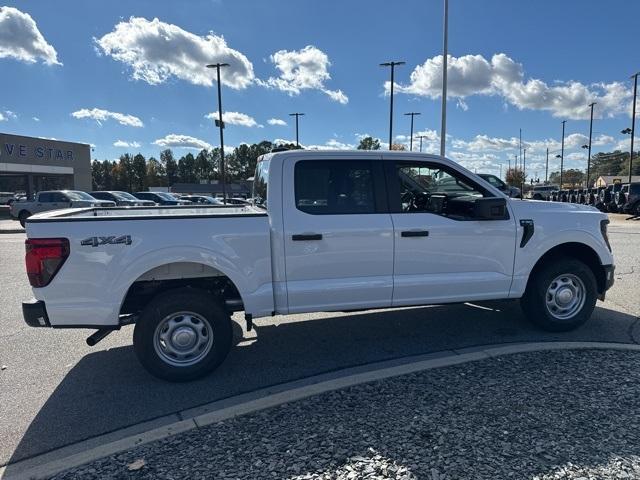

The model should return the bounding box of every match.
[260,45,348,104]
[0,110,17,121]
[614,136,640,152]
[72,108,144,127]
[307,139,355,150]
[267,118,287,126]
[452,134,519,152]
[153,134,212,150]
[32,116,40,122]
[205,111,261,127]
[0,6,61,65]
[392,53,630,119]
[95,17,254,89]
[113,140,142,148]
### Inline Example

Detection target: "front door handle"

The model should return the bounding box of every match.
[292,233,323,241]
[401,230,429,237]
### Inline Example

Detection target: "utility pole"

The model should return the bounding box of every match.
[206,62,229,204]
[629,72,639,184]
[289,113,305,147]
[439,0,449,157]
[560,120,567,188]
[545,147,549,183]
[404,112,421,151]
[380,61,405,149]
[416,135,427,153]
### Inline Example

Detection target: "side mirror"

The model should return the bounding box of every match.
[474,197,508,220]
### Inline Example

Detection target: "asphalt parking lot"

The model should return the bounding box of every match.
[0,214,638,469]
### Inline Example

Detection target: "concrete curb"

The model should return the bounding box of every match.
[2,341,640,480]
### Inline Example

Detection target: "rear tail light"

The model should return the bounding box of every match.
[25,238,70,287]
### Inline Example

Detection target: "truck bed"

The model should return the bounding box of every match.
[27,204,266,222]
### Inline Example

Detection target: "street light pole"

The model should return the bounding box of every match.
[545,147,549,183]
[289,113,305,147]
[439,0,449,157]
[519,128,522,171]
[560,120,567,188]
[404,112,421,151]
[586,102,596,188]
[380,61,405,150]
[206,62,230,204]
[629,72,639,184]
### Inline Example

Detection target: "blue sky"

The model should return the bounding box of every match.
[1,0,639,179]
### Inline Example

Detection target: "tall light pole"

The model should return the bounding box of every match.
[583,102,596,188]
[206,62,229,204]
[629,72,639,184]
[404,112,421,151]
[439,0,449,157]
[416,135,427,153]
[380,61,405,149]
[545,147,549,183]
[519,128,522,171]
[559,120,567,188]
[522,147,526,195]
[289,112,305,147]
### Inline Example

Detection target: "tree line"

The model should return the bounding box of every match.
[92,136,638,192]
[91,141,278,192]
[504,149,639,188]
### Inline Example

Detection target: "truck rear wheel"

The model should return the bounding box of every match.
[133,288,232,382]
[521,258,597,332]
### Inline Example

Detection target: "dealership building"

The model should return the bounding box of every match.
[0,132,91,196]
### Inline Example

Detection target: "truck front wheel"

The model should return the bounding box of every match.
[521,258,597,332]
[133,288,232,382]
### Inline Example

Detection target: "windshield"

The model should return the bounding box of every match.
[480,174,506,189]
[253,159,269,208]
[66,191,97,201]
[112,191,139,201]
[155,192,177,200]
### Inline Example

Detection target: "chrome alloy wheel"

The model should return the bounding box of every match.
[545,274,586,320]
[153,311,213,367]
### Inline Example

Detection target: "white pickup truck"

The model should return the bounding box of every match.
[22,151,615,381]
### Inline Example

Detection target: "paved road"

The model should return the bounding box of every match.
[0,215,638,467]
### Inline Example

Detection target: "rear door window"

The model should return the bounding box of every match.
[294,160,378,215]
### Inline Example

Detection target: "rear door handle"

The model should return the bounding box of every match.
[292,233,323,241]
[401,230,429,237]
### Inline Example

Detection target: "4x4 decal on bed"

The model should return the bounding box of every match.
[81,235,132,247]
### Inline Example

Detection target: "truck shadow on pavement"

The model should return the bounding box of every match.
[6,302,639,470]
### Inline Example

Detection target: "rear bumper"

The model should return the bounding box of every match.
[22,299,51,327]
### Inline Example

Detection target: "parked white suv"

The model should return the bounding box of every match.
[10,190,116,227]
[21,151,614,381]
[527,185,559,200]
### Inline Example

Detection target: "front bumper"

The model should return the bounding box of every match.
[22,299,51,327]
[598,265,615,301]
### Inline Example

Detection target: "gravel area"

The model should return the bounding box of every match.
[50,349,640,480]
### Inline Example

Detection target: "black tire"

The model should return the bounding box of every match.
[521,258,597,332]
[18,211,30,228]
[133,288,232,382]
